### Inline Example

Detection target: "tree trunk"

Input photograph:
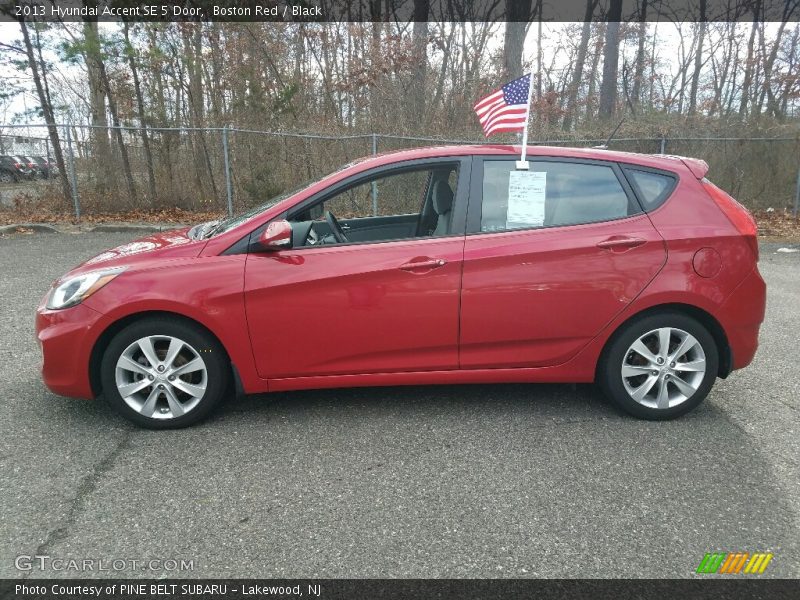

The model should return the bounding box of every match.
[97,56,138,206]
[562,0,597,131]
[18,20,72,206]
[757,20,788,119]
[409,0,429,128]
[631,0,648,109]
[586,22,604,121]
[536,2,543,100]
[82,20,112,190]
[502,0,532,80]
[123,23,156,205]
[738,2,760,117]
[688,0,707,116]
[598,0,623,120]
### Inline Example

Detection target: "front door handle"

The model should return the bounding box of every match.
[399,257,447,272]
[596,237,646,251]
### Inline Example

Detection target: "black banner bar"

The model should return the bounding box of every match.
[1,0,798,23]
[2,579,799,600]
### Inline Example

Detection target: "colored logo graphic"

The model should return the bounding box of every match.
[696,552,773,574]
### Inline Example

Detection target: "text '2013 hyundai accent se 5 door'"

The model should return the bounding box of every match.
[36,145,766,428]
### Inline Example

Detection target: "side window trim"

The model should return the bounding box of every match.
[619,164,679,213]
[466,155,641,235]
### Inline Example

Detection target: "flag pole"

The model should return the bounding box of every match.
[516,72,534,171]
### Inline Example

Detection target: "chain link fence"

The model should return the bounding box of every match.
[1,124,799,219]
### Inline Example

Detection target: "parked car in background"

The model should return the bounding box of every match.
[30,156,57,179]
[35,145,766,429]
[0,155,35,183]
[23,156,43,178]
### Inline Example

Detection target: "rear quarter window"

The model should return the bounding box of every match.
[623,167,677,211]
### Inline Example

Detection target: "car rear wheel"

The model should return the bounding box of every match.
[0,172,15,184]
[598,312,719,420]
[101,318,229,429]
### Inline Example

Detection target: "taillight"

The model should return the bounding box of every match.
[14,162,22,168]
[702,179,758,261]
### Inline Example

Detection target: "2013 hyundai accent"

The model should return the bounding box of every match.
[36,145,766,428]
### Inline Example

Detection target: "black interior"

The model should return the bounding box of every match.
[289,166,457,247]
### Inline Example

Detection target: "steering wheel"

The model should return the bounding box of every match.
[325,210,349,243]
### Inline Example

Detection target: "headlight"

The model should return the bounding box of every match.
[46,267,126,310]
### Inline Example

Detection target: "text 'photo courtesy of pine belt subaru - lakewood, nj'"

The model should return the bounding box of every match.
[35,145,766,429]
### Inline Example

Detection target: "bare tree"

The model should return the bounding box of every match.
[562,0,599,130]
[688,0,707,116]
[631,0,649,110]
[18,21,72,205]
[96,48,138,205]
[739,0,761,117]
[123,22,156,204]
[599,0,623,119]
[409,0,430,124]
[82,20,112,188]
[502,0,532,80]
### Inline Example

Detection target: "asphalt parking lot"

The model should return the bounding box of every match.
[0,230,798,579]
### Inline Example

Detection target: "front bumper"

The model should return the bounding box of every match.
[35,300,103,399]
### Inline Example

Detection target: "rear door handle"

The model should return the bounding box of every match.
[399,257,447,272]
[596,237,646,251]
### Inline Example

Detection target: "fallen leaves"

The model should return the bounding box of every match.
[754,209,800,242]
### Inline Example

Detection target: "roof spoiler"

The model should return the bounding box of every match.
[657,154,709,179]
[680,157,709,179]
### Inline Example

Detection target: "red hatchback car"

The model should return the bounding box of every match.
[36,145,765,428]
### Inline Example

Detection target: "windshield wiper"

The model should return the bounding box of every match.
[197,219,221,239]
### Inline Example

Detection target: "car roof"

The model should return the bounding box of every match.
[358,144,696,175]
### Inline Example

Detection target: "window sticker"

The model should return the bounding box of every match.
[507,170,546,229]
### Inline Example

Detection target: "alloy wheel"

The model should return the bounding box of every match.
[115,335,208,419]
[621,327,707,410]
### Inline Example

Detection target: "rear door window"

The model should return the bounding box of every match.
[479,160,639,232]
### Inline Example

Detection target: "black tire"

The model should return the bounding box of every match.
[100,318,229,429]
[0,171,15,184]
[598,312,719,420]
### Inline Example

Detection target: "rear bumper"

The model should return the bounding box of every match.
[35,301,103,399]
[718,267,767,371]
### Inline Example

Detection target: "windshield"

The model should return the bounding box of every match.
[209,156,373,237]
[209,179,316,236]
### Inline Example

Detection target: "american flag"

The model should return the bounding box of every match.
[473,74,531,137]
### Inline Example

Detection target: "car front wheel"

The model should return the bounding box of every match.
[100,318,229,428]
[598,312,719,420]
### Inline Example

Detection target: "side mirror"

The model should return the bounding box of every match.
[258,220,293,251]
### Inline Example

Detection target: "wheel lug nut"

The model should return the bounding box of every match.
[656,357,664,364]
[651,371,658,376]
[670,362,675,368]
[168,375,174,381]
[148,374,154,380]
[157,365,165,372]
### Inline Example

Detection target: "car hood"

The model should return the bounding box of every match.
[69,227,205,275]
